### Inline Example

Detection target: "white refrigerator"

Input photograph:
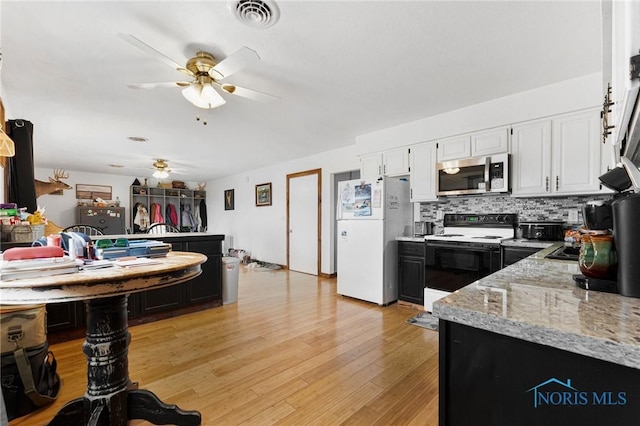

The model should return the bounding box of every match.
[336,176,411,305]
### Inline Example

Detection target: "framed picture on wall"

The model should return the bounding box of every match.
[255,182,272,207]
[224,189,234,210]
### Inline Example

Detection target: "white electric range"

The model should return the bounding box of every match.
[423,213,517,311]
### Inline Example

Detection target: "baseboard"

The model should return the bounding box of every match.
[398,300,424,311]
[320,272,336,278]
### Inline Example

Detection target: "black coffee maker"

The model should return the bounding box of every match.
[600,157,640,298]
[612,194,640,297]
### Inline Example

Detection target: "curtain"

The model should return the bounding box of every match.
[7,120,37,213]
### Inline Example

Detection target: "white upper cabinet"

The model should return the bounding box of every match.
[551,110,601,195]
[437,127,509,162]
[360,153,383,178]
[512,109,601,197]
[360,148,410,178]
[471,127,510,157]
[383,147,410,176]
[511,120,552,196]
[409,141,438,202]
[436,135,471,162]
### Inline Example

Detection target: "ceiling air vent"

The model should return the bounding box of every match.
[230,0,280,29]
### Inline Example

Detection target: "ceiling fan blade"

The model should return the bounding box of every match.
[117,33,194,77]
[209,46,260,80]
[127,82,191,89]
[220,84,280,102]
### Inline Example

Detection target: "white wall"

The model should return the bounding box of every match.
[207,144,359,274]
[355,73,603,155]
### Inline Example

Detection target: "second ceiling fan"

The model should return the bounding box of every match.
[118,33,278,109]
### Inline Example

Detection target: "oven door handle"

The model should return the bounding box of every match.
[427,243,498,253]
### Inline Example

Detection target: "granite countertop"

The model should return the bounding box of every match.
[433,244,640,369]
[500,238,556,249]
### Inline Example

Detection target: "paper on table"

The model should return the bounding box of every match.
[114,257,162,268]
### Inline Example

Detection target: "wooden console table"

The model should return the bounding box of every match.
[0,252,207,426]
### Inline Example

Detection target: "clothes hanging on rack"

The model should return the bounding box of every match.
[181,204,196,231]
[165,204,179,227]
[150,203,164,224]
[133,203,150,232]
[198,199,208,232]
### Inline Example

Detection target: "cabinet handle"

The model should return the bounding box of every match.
[545,177,550,192]
[556,176,559,191]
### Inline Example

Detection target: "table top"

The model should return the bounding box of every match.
[0,252,206,305]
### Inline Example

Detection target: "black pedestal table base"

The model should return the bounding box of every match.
[47,295,201,426]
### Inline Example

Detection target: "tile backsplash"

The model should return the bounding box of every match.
[417,193,613,233]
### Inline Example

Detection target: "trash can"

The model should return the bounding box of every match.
[222,256,240,304]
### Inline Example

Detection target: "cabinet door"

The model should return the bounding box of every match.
[552,110,601,194]
[511,120,552,196]
[383,148,410,176]
[437,135,471,161]
[410,142,438,202]
[398,256,425,305]
[471,127,509,157]
[186,247,222,305]
[46,302,84,334]
[360,153,383,178]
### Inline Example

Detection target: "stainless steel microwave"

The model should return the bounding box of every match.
[436,153,509,196]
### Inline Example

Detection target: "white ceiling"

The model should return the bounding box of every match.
[1,1,602,182]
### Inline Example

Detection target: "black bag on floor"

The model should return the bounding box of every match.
[1,305,61,420]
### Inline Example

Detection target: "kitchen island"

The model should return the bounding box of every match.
[41,232,225,342]
[433,244,640,426]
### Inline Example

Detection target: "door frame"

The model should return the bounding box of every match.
[286,168,321,274]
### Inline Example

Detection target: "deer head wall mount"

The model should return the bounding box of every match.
[35,169,72,198]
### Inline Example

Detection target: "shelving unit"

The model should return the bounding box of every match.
[130,185,206,233]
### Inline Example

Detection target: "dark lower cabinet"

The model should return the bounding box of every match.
[140,285,185,315]
[440,321,640,426]
[46,302,85,334]
[501,246,541,268]
[398,241,425,305]
[186,253,222,304]
[44,234,224,341]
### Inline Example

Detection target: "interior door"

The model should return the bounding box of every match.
[287,169,321,275]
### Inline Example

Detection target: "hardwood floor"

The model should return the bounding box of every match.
[10,267,439,425]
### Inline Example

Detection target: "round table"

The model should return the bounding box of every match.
[1,252,207,426]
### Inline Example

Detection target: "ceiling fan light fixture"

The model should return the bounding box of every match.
[153,169,169,179]
[182,82,226,109]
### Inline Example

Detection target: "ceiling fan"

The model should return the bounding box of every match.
[118,33,279,109]
[152,159,171,179]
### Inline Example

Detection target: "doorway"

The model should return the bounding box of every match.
[287,169,321,275]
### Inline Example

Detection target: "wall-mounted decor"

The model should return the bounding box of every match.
[76,184,112,200]
[35,169,72,198]
[224,189,234,210]
[255,182,272,207]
